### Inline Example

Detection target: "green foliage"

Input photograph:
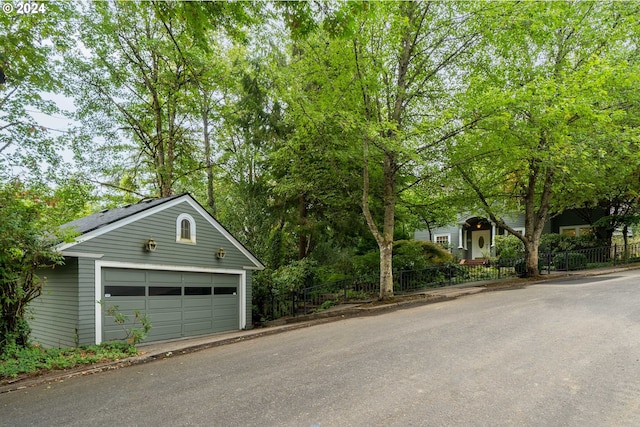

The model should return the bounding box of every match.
[0,2,75,178]
[271,258,319,293]
[553,252,588,271]
[0,181,65,352]
[251,258,319,321]
[392,240,453,271]
[318,300,335,311]
[539,233,601,253]
[353,240,453,276]
[494,235,525,260]
[0,341,137,379]
[101,304,151,346]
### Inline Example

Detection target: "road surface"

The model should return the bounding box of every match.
[2,270,640,426]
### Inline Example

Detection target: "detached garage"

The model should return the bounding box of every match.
[29,193,264,347]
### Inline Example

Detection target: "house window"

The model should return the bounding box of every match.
[434,234,451,249]
[560,225,592,237]
[176,213,196,244]
[181,219,191,240]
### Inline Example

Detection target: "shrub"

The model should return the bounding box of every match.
[540,233,602,253]
[494,235,524,260]
[354,240,453,276]
[1,342,137,378]
[553,252,588,271]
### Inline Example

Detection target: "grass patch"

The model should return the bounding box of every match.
[1,342,138,380]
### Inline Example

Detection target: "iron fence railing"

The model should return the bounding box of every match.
[256,242,640,322]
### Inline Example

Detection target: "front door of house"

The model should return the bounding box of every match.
[471,230,491,259]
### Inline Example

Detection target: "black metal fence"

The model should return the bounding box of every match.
[257,242,640,321]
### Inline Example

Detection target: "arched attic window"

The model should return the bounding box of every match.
[176,213,196,244]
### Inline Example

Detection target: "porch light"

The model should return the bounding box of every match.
[216,248,226,259]
[144,238,157,252]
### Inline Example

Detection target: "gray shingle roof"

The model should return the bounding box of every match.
[62,193,185,235]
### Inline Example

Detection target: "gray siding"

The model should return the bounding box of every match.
[77,257,96,345]
[245,273,252,330]
[62,201,256,342]
[30,259,79,348]
[70,202,251,270]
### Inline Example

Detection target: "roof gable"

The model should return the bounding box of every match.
[62,194,184,235]
[58,194,264,270]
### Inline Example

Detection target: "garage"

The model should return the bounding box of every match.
[29,193,263,348]
[102,268,240,342]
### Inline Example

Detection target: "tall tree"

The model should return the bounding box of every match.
[0,2,73,179]
[287,2,481,298]
[450,1,640,276]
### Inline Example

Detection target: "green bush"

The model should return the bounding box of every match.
[553,252,588,271]
[1,342,137,379]
[353,240,453,276]
[494,234,524,260]
[539,233,602,253]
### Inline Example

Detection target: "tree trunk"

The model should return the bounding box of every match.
[379,240,394,299]
[298,193,309,260]
[524,239,539,277]
[201,95,216,215]
[362,140,396,300]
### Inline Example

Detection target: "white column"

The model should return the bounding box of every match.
[458,225,464,249]
[491,223,496,247]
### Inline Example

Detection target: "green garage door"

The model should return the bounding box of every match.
[101,268,239,342]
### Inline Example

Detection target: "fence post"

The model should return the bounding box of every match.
[614,244,617,266]
[448,264,452,286]
[564,249,569,271]
[343,279,348,303]
[291,291,296,317]
[547,251,551,274]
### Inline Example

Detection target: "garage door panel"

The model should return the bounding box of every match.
[184,309,212,321]
[148,310,182,323]
[104,268,146,283]
[214,305,236,316]
[183,298,213,308]
[213,319,237,330]
[183,321,213,335]
[183,272,213,284]
[102,299,146,311]
[102,268,240,343]
[148,271,182,284]
[148,299,182,310]
[103,330,129,342]
[214,275,238,286]
[148,324,182,341]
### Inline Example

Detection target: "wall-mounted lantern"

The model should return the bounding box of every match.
[144,238,157,252]
[216,248,226,259]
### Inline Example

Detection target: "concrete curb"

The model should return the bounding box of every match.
[3,264,639,394]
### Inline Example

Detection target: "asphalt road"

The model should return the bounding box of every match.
[3,270,640,427]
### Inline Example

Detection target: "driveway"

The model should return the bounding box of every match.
[2,270,640,426]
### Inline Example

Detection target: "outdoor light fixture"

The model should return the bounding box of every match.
[477,223,482,229]
[144,238,157,252]
[216,248,226,259]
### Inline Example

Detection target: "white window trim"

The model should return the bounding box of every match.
[559,225,591,236]
[434,233,451,247]
[176,213,196,244]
